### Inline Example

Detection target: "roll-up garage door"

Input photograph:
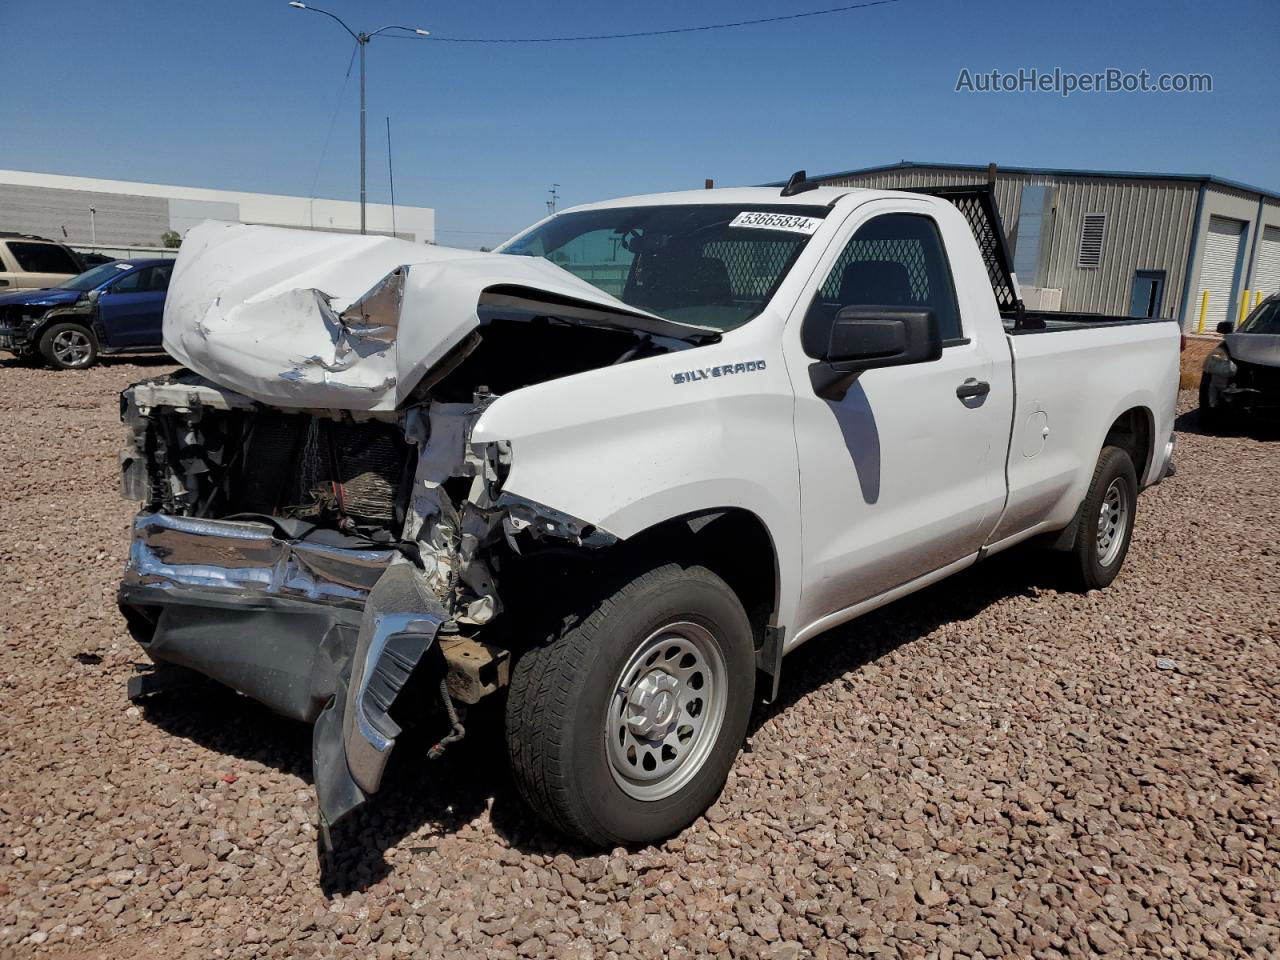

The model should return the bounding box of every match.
[1253,225,1280,298]
[1196,216,1245,330]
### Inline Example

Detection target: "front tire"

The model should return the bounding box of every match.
[1067,445,1137,592]
[38,322,98,370]
[1198,374,1230,432]
[506,562,755,846]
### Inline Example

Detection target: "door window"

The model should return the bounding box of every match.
[148,264,174,291]
[111,268,147,293]
[805,213,963,350]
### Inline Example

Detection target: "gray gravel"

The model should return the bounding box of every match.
[1,358,1277,959]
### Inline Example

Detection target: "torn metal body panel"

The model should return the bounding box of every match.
[163,221,714,412]
[337,562,446,811]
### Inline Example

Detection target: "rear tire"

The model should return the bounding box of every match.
[505,562,755,847]
[1066,445,1137,592]
[38,322,98,370]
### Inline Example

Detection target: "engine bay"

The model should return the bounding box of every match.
[119,308,683,633]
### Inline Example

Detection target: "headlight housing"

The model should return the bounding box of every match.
[1204,345,1236,377]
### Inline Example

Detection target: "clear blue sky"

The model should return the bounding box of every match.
[2,0,1276,248]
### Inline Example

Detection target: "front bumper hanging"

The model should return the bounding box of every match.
[120,512,447,836]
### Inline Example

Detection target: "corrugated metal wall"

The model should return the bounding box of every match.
[0,183,168,247]
[816,167,1198,318]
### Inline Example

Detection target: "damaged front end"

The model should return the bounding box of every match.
[118,370,619,838]
[118,222,714,839]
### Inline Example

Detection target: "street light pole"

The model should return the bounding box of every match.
[287,3,428,236]
[359,37,366,235]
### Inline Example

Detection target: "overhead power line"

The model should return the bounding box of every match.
[385,0,901,43]
[308,40,359,205]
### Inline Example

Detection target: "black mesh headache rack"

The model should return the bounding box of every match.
[903,171,1177,333]
[775,167,1176,333]
[902,183,1031,328]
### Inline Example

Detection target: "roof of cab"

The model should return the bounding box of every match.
[559,185,876,214]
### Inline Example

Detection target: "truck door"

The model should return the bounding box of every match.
[783,200,1012,628]
[99,264,171,348]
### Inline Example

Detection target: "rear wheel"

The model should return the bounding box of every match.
[38,322,98,370]
[505,562,755,846]
[1066,445,1137,591]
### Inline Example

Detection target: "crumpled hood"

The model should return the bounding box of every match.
[164,221,706,411]
[1225,332,1280,368]
[0,288,80,310]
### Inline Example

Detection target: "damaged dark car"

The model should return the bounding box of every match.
[1200,294,1280,430]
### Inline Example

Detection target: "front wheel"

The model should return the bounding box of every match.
[506,562,755,846]
[38,322,99,370]
[1066,445,1138,592]
[1198,374,1230,432]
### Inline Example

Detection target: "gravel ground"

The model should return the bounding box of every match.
[1,358,1277,960]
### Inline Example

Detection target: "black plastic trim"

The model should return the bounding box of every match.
[1006,315,1179,335]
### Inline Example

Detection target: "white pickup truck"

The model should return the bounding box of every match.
[118,178,1179,847]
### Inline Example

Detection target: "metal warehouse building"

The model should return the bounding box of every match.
[0,169,435,259]
[804,162,1280,332]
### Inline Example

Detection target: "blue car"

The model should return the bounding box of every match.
[0,258,173,369]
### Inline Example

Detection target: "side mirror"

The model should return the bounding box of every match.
[809,306,942,400]
[87,289,102,303]
[1216,320,1234,335]
[824,305,941,368]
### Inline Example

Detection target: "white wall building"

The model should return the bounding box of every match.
[0,169,435,259]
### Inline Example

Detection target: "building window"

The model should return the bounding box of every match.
[1077,213,1107,269]
[1013,185,1050,286]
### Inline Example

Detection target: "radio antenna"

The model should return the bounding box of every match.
[386,116,397,237]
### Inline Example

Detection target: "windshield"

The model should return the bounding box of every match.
[56,261,131,292]
[1239,299,1280,334]
[499,204,829,331]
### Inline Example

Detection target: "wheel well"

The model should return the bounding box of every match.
[1103,407,1153,482]
[37,316,96,344]
[621,509,780,650]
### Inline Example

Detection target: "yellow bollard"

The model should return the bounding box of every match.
[1255,289,1263,309]
[1198,290,1209,333]
[1239,290,1250,328]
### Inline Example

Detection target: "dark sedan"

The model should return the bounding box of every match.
[1199,294,1280,429]
[0,258,173,369]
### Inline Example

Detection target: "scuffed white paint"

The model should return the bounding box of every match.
[163,221,696,411]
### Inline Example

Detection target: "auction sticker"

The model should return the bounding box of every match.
[729,211,823,235]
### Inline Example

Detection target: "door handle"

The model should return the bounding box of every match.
[956,378,990,400]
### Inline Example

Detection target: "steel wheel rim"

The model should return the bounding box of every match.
[606,620,728,802]
[52,329,91,366]
[1096,478,1129,567]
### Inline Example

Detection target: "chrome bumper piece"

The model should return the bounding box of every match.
[121,511,445,836]
[123,512,396,607]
